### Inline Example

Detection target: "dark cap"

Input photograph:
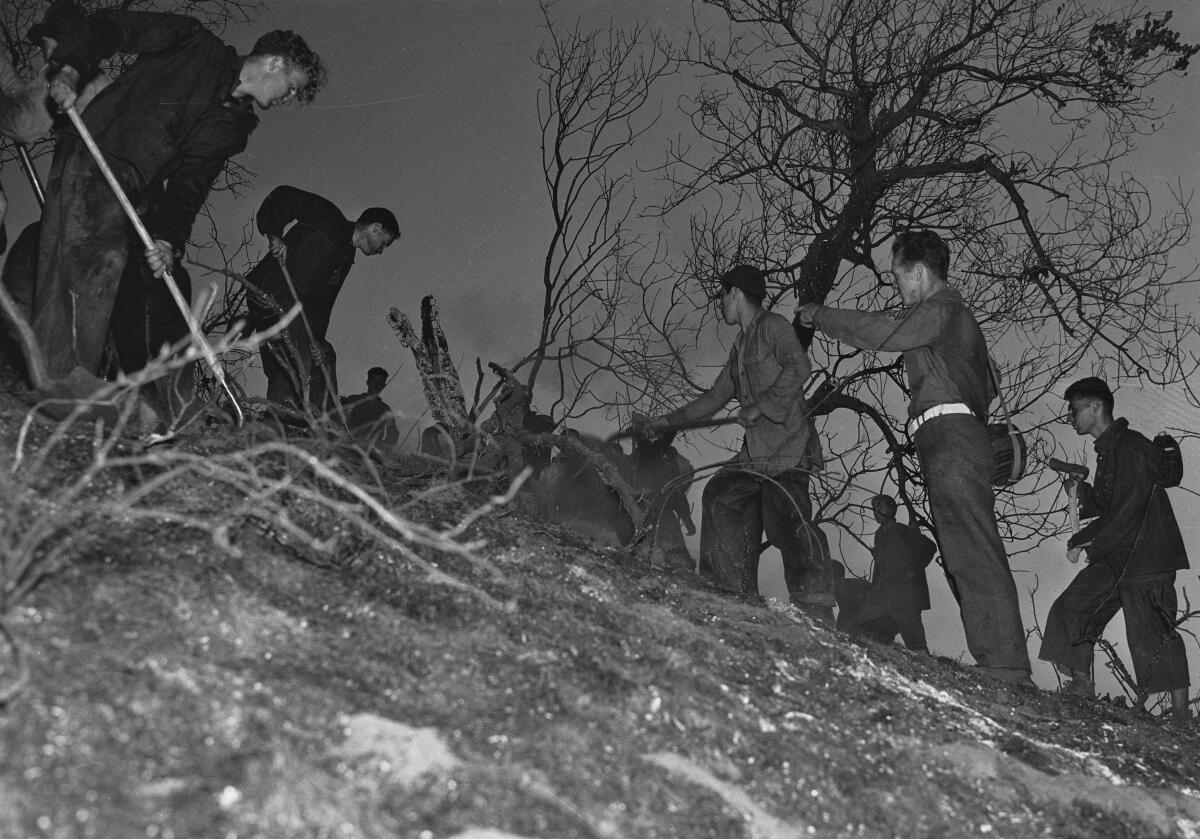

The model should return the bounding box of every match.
[715,264,766,302]
[356,207,400,237]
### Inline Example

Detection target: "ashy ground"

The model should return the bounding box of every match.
[1,390,1199,839]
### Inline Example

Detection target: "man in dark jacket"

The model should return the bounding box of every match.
[798,229,1033,686]
[857,494,936,652]
[1040,377,1190,717]
[244,185,399,410]
[28,1,326,383]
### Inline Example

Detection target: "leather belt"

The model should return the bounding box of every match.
[907,403,973,436]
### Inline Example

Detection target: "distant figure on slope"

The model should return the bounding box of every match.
[24,1,327,385]
[244,185,399,412]
[1040,377,1191,718]
[340,366,400,452]
[854,494,936,652]
[627,413,696,573]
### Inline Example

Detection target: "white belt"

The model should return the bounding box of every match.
[907,403,973,436]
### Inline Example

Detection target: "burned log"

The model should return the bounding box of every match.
[388,296,469,430]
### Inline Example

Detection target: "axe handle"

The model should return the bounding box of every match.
[1067,482,1080,535]
[608,414,740,443]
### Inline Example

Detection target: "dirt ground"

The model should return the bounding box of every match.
[2,389,1200,839]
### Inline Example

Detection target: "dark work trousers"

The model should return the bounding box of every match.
[914,414,1031,677]
[32,133,139,379]
[1039,566,1189,694]
[890,603,929,652]
[0,221,39,377]
[853,593,928,651]
[700,463,832,601]
[109,249,195,420]
[259,325,338,412]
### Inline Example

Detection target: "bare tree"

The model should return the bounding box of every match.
[503,1,678,424]
[656,0,1197,546]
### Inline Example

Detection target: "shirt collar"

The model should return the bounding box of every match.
[1093,417,1129,453]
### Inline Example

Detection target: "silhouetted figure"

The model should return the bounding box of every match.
[855,494,935,652]
[627,413,696,572]
[340,366,399,452]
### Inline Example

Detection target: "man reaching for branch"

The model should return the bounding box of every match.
[645,265,831,612]
[798,229,1032,686]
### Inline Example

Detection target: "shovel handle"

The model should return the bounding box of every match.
[64,106,243,426]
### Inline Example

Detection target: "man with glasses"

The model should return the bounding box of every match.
[797,229,1033,687]
[20,1,326,385]
[643,265,831,612]
[243,185,400,411]
[1040,377,1190,717]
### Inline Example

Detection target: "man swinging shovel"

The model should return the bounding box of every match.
[19,2,327,422]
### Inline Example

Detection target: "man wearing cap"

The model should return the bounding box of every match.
[23,1,327,383]
[644,265,831,609]
[243,185,400,410]
[1041,376,1190,717]
[797,229,1032,686]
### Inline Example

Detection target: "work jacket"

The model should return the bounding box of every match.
[246,186,357,342]
[666,309,821,475]
[1070,418,1188,575]
[48,5,257,251]
[871,520,936,611]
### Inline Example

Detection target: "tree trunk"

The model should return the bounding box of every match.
[387,296,469,429]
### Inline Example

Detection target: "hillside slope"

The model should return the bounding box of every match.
[1,392,1199,839]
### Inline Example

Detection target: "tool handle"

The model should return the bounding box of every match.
[607,414,740,443]
[1048,457,1089,479]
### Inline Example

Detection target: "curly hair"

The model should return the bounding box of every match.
[250,30,327,105]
